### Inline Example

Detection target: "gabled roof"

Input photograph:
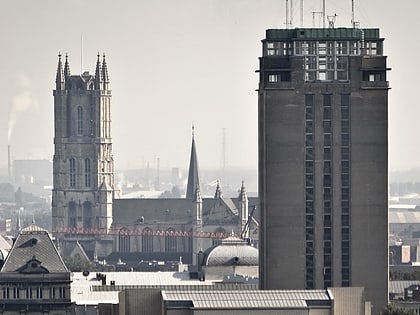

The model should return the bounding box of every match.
[1,225,69,273]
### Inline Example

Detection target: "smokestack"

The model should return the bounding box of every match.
[7,145,11,183]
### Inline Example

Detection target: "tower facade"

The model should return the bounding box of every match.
[258,28,388,314]
[52,53,116,246]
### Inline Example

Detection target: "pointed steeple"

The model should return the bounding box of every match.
[186,126,201,199]
[239,180,247,200]
[55,53,64,90]
[15,208,22,238]
[63,53,71,79]
[214,179,222,199]
[102,53,109,90]
[95,53,102,89]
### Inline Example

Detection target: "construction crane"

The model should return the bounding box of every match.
[240,205,257,242]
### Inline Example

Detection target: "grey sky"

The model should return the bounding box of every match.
[0,1,417,172]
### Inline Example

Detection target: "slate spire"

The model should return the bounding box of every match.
[95,53,102,89]
[186,126,201,199]
[102,53,109,90]
[63,53,71,79]
[55,53,64,90]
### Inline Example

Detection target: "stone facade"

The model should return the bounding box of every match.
[52,54,258,264]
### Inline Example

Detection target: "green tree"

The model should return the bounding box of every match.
[381,304,416,315]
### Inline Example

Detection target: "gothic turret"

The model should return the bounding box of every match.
[94,53,102,89]
[63,53,71,79]
[239,180,249,239]
[186,127,200,199]
[102,54,109,90]
[214,179,222,199]
[55,53,64,90]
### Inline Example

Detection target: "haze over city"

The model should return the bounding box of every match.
[0,0,417,172]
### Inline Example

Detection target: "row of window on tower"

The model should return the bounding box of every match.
[264,40,382,57]
[304,93,351,289]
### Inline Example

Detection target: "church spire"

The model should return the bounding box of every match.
[63,53,71,79]
[214,179,222,199]
[55,53,64,90]
[95,53,102,89]
[186,125,200,199]
[102,53,109,90]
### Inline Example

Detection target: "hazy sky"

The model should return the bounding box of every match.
[0,1,417,172]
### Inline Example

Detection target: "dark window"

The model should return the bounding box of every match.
[324,147,332,160]
[142,228,154,252]
[323,120,332,133]
[77,106,83,135]
[342,174,350,187]
[324,134,332,147]
[306,174,314,187]
[342,147,350,160]
[324,215,332,227]
[342,227,350,241]
[119,228,131,252]
[324,174,332,187]
[324,187,332,200]
[323,106,332,120]
[85,158,91,187]
[306,161,314,173]
[342,254,350,267]
[306,214,314,226]
[306,187,314,201]
[165,228,177,252]
[324,161,331,174]
[342,187,350,201]
[306,201,314,214]
[306,227,314,241]
[324,227,332,240]
[342,134,350,146]
[69,158,76,187]
[342,214,350,227]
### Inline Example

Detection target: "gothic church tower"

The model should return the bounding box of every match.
[52,53,116,246]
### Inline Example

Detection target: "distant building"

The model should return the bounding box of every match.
[0,224,73,314]
[258,27,389,314]
[52,54,258,266]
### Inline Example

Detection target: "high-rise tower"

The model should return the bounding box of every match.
[52,53,116,254]
[258,28,388,314]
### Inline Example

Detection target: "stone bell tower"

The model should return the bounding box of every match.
[52,53,116,255]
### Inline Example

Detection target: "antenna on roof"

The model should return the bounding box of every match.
[327,14,337,28]
[300,0,303,27]
[322,0,326,28]
[351,0,355,27]
[81,33,84,73]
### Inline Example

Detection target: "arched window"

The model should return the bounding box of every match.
[85,159,91,187]
[77,106,83,135]
[165,228,177,252]
[68,202,77,229]
[119,227,130,252]
[142,227,154,252]
[69,158,76,188]
[83,202,92,229]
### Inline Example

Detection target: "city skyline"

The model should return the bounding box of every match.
[0,0,417,171]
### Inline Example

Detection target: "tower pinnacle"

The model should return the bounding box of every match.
[63,53,71,79]
[102,53,109,89]
[55,53,64,90]
[95,53,102,89]
[186,129,200,200]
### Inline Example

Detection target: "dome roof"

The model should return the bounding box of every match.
[204,236,258,266]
